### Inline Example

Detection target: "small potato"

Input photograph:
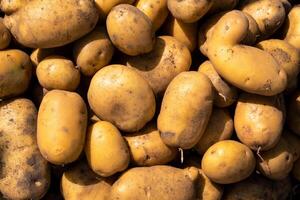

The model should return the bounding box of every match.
[234,93,284,151]
[106,4,155,56]
[110,165,199,200]
[202,140,256,184]
[73,27,114,77]
[208,0,239,14]
[95,0,135,20]
[37,90,88,165]
[88,65,156,132]
[0,0,31,14]
[195,108,233,155]
[167,0,212,23]
[36,56,80,91]
[61,161,113,200]
[292,158,300,181]
[85,121,130,177]
[124,122,177,166]
[283,5,300,49]
[282,130,300,161]
[158,72,213,149]
[287,90,300,135]
[126,36,191,96]
[198,61,237,107]
[0,49,32,99]
[0,18,11,49]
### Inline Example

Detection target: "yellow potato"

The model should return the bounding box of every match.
[95,0,135,20]
[283,5,300,49]
[287,90,300,135]
[292,158,300,181]
[0,18,11,49]
[0,0,31,14]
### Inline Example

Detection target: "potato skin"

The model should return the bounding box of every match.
[0,0,31,14]
[0,49,32,99]
[0,18,11,50]
[202,140,256,184]
[73,27,114,77]
[126,36,191,96]
[88,65,155,132]
[110,165,199,200]
[287,90,300,135]
[124,122,177,166]
[4,0,99,48]
[106,4,155,56]
[85,121,130,177]
[37,90,87,165]
[283,5,300,49]
[0,98,50,200]
[95,0,135,20]
[158,72,213,149]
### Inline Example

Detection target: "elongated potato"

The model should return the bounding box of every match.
[125,122,177,166]
[0,98,50,200]
[0,18,11,50]
[287,90,300,135]
[158,72,213,149]
[283,5,300,49]
[95,0,135,20]
[0,0,31,14]
[37,90,87,165]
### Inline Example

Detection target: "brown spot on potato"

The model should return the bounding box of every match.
[269,48,291,64]
[27,155,37,166]
[111,103,125,116]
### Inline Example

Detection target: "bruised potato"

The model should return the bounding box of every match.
[283,5,300,49]
[287,90,300,135]
[0,18,11,50]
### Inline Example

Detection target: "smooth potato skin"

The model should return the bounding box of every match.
[0,18,11,49]
[287,91,300,135]
[158,72,213,149]
[95,0,135,20]
[37,90,87,165]
[283,5,300,49]
[0,98,50,200]
[0,0,31,14]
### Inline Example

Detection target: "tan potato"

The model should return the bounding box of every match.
[206,10,287,96]
[37,90,87,165]
[283,5,300,49]
[208,0,239,14]
[126,36,191,96]
[88,65,156,132]
[95,0,135,20]
[287,90,300,135]
[73,27,114,77]
[0,49,32,99]
[36,56,80,91]
[242,13,260,45]
[124,122,177,166]
[195,108,233,155]
[136,0,168,31]
[0,0,31,14]
[158,72,213,149]
[106,4,155,56]
[0,98,50,200]
[292,158,300,181]
[0,18,11,50]
[167,0,212,23]
[110,165,199,200]
[202,140,256,184]
[282,130,300,161]
[198,61,237,107]
[4,0,99,48]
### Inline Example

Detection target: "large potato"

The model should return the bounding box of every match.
[0,0,31,14]
[0,49,32,99]
[0,18,11,50]
[4,0,99,48]
[0,98,50,200]
[158,72,213,149]
[110,165,199,200]
[126,36,191,96]
[88,65,156,132]
[283,5,300,49]
[202,140,256,184]
[287,90,300,135]
[206,10,287,96]
[37,90,87,165]
[106,4,155,56]
[95,0,135,20]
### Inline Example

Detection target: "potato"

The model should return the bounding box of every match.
[106,4,155,56]
[126,36,191,96]
[242,13,260,45]
[167,0,212,23]
[283,5,300,49]
[202,140,256,184]
[206,10,287,96]
[95,0,135,20]
[287,90,300,135]
[0,0,31,14]
[124,122,177,166]
[0,18,11,50]
[85,121,130,177]
[136,0,168,31]
[292,158,300,181]
[73,27,114,77]
[234,93,284,151]
[198,61,237,107]
[36,56,80,91]
[110,165,199,200]
[158,72,213,149]
[257,137,294,180]
[61,161,113,200]
[88,65,156,132]
[282,130,300,161]
[4,0,99,48]
[0,49,32,99]
[208,0,239,14]
[0,98,50,200]
[195,108,233,155]
[37,90,87,165]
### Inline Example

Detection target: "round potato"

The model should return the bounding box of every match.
[73,27,114,77]
[202,140,256,184]
[292,158,300,181]
[0,0,31,14]
[0,49,32,99]
[0,18,11,50]
[287,90,300,135]
[95,0,135,20]
[126,36,191,96]
[106,4,155,56]
[158,72,213,149]
[88,65,156,132]
[195,108,233,155]
[37,90,88,165]
[283,5,300,49]
[125,122,177,166]
[36,56,80,91]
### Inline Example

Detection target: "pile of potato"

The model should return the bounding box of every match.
[0,0,300,199]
